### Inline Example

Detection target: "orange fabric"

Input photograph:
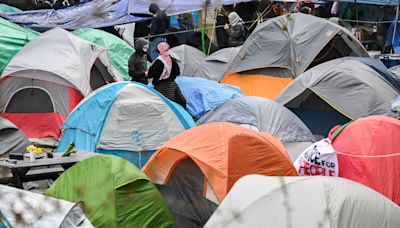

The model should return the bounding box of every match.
[143,122,298,203]
[330,116,400,205]
[222,73,292,99]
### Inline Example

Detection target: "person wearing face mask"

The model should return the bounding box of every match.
[224,12,245,47]
[148,42,186,108]
[128,38,149,85]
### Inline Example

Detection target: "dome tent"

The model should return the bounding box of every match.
[57,82,195,167]
[0,116,30,157]
[0,28,123,145]
[47,155,175,227]
[205,175,400,228]
[143,122,297,227]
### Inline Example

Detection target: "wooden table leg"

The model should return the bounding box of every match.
[11,168,29,189]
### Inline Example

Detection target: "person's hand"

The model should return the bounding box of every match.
[145,71,148,77]
[224,24,229,30]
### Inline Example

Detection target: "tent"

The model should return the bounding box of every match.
[276,58,399,138]
[0,0,252,30]
[205,175,400,228]
[0,17,38,74]
[57,82,195,167]
[0,28,123,145]
[342,57,400,92]
[192,47,240,81]
[47,155,175,227]
[0,184,93,227]
[143,122,298,227]
[197,96,315,160]
[73,28,134,81]
[328,115,400,205]
[170,44,205,76]
[223,13,368,99]
[0,116,30,156]
[175,76,243,119]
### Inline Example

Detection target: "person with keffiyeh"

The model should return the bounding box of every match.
[224,12,245,47]
[148,42,187,108]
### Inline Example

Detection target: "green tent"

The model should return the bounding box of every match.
[0,18,38,75]
[47,155,176,228]
[73,28,134,81]
[0,4,22,13]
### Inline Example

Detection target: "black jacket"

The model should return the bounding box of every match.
[216,13,229,49]
[148,58,180,86]
[227,23,245,47]
[128,39,149,84]
[149,3,170,41]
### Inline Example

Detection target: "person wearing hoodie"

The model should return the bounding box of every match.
[128,38,149,84]
[148,42,186,108]
[224,12,245,47]
[149,3,170,61]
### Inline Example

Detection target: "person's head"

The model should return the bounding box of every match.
[149,3,160,15]
[134,38,149,53]
[228,12,241,25]
[157,42,170,57]
[300,6,311,14]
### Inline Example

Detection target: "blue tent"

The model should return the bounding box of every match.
[176,76,243,119]
[0,0,250,30]
[342,57,400,92]
[57,82,195,167]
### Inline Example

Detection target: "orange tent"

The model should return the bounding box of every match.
[329,115,400,205]
[222,72,292,99]
[143,122,297,227]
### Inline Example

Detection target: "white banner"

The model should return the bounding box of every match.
[294,139,339,177]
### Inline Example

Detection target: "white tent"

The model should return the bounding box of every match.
[0,184,93,227]
[205,175,400,228]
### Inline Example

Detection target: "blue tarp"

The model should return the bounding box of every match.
[0,0,250,30]
[176,76,243,119]
[342,57,400,92]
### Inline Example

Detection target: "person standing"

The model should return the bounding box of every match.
[128,38,149,84]
[148,42,186,108]
[148,3,170,61]
[216,7,230,49]
[224,12,245,47]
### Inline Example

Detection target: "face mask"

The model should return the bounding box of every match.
[142,44,149,52]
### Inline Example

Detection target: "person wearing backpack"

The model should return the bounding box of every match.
[224,12,246,47]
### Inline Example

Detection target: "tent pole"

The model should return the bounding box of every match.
[392,4,400,53]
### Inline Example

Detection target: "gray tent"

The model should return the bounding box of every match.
[169,44,205,76]
[227,13,368,78]
[193,47,241,81]
[197,96,315,160]
[0,116,30,156]
[276,59,400,138]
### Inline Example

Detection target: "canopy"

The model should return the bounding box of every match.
[0,116,30,156]
[57,82,195,167]
[205,175,400,228]
[175,76,243,119]
[276,58,400,137]
[0,185,93,227]
[73,28,134,81]
[0,0,251,30]
[0,17,38,74]
[170,44,205,76]
[47,155,175,227]
[329,115,400,205]
[197,96,315,159]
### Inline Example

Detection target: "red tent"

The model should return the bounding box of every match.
[329,115,400,205]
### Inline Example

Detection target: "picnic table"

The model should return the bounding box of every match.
[0,152,98,189]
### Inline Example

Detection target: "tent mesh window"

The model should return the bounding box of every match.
[156,158,217,228]
[5,88,54,113]
[90,59,115,91]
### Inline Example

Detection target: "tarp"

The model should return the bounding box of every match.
[47,155,175,227]
[0,0,251,30]
[0,116,30,156]
[329,115,400,205]
[170,45,205,76]
[57,82,195,167]
[0,17,38,74]
[197,96,315,159]
[227,13,368,77]
[73,28,134,81]
[0,184,93,227]
[205,175,400,228]
[175,76,243,119]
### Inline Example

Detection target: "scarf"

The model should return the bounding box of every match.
[156,42,173,80]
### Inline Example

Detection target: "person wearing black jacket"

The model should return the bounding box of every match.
[149,3,170,61]
[148,42,186,108]
[216,7,230,49]
[128,38,149,84]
